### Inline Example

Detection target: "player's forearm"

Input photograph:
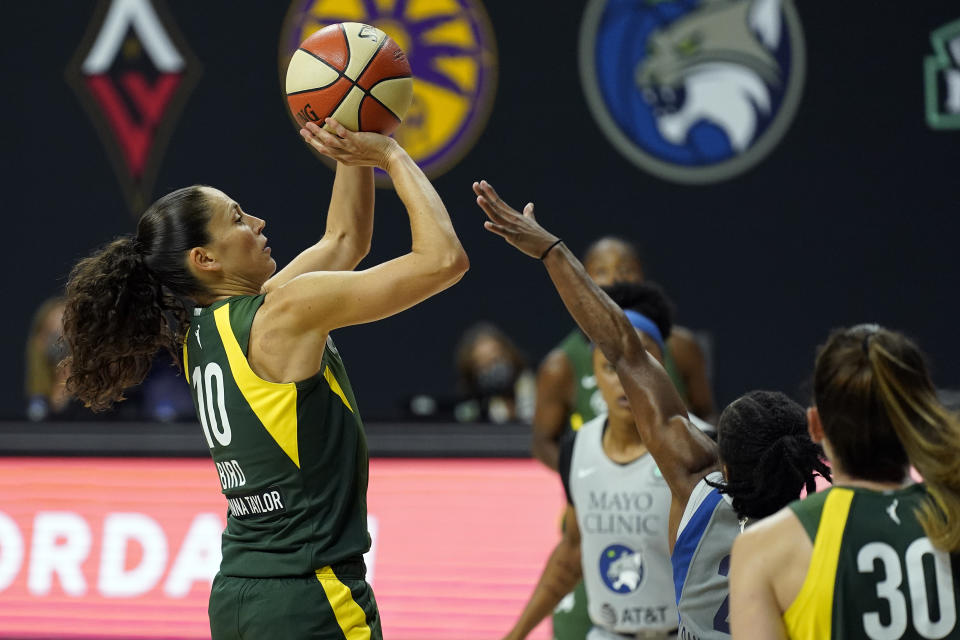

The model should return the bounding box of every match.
[541,243,643,371]
[506,541,581,639]
[531,352,573,471]
[530,431,559,470]
[323,163,374,262]
[384,149,468,277]
[260,165,374,293]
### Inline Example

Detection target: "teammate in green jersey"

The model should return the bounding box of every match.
[534,238,715,640]
[730,325,960,640]
[547,281,696,640]
[61,118,469,639]
[532,237,715,470]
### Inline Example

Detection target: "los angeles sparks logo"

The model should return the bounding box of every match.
[580,0,805,184]
[66,0,200,213]
[279,0,497,184]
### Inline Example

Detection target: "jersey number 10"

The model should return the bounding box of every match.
[192,363,232,448]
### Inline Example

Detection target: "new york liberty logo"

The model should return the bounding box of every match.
[280,0,497,185]
[579,0,805,184]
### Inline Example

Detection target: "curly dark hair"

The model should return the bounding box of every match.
[62,186,211,411]
[708,390,831,520]
[602,281,674,340]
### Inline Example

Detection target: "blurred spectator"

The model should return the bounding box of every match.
[25,295,192,422]
[23,297,108,421]
[136,350,195,422]
[24,297,68,420]
[453,322,535,423]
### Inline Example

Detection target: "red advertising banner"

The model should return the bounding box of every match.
[0,458,564,639]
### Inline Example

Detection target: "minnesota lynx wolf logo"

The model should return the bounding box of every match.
[599,544,644,594]
[924,18,960,130]
[580,0,805,184]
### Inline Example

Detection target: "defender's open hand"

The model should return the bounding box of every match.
[473,180,559,259]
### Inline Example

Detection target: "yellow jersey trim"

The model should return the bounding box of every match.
[316,566,371,640]
[183,334,190,384]
[783,488,855,640]
[213,304,301,468]
[570,412,584,431]
[324,365,354,413]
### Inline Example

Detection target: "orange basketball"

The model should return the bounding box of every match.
[286,22,413,135]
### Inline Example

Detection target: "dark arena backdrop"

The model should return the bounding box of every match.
[2,1,960,638]
[4,1,960,420]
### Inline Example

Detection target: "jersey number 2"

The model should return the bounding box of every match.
[713,554,731,633]
[193,363,232,448]
[858,538,956,640]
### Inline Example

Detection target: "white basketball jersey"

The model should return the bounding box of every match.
[569,415,677,633]
[673,472,740,639]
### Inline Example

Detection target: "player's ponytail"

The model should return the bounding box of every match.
[62,186,211,411]
[708,390,830,520]
[868,332,960,552]
[815,325,960,552]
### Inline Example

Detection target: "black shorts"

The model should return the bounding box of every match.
[209,559,382,640]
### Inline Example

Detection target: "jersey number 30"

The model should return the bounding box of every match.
[858,538,956,640]
[193,363,232,448]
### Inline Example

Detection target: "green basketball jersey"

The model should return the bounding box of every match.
[558,329,601,431]
[784,484,959,640]
[662,346,686,403]
[557,329,688,432]
[183,295,370,577]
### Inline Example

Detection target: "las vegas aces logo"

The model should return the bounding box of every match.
[66,0,201,214]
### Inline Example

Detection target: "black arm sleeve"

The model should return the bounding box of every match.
[557,429,576,505]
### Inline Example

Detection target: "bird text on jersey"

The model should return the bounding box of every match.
[214,459,246,491]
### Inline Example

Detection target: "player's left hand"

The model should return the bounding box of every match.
[473,180,559,259]
[301,118,399,169]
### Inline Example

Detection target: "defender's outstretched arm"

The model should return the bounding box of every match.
[474,180,716,505]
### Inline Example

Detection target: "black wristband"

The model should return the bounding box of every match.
[540,239,563,260]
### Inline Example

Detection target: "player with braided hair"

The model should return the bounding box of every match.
[473,179,828,640]
[706,391,831,520]
[729,325,960,639]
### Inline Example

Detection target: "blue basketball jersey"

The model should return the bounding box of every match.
[672,472,740,640]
